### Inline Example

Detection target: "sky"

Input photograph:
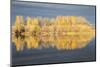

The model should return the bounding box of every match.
[11,0,96,25]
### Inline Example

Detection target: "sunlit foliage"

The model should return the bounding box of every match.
[12,16,95,51]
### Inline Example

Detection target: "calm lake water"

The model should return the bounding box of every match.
[11,1,96,66]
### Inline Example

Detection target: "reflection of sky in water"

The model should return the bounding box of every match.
[11,1,96,66]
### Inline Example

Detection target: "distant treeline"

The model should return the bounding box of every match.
[12,16,95,51]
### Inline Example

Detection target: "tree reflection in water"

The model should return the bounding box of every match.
[12,16,95,51]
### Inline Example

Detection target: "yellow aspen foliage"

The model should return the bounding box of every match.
[12,16,95,51]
